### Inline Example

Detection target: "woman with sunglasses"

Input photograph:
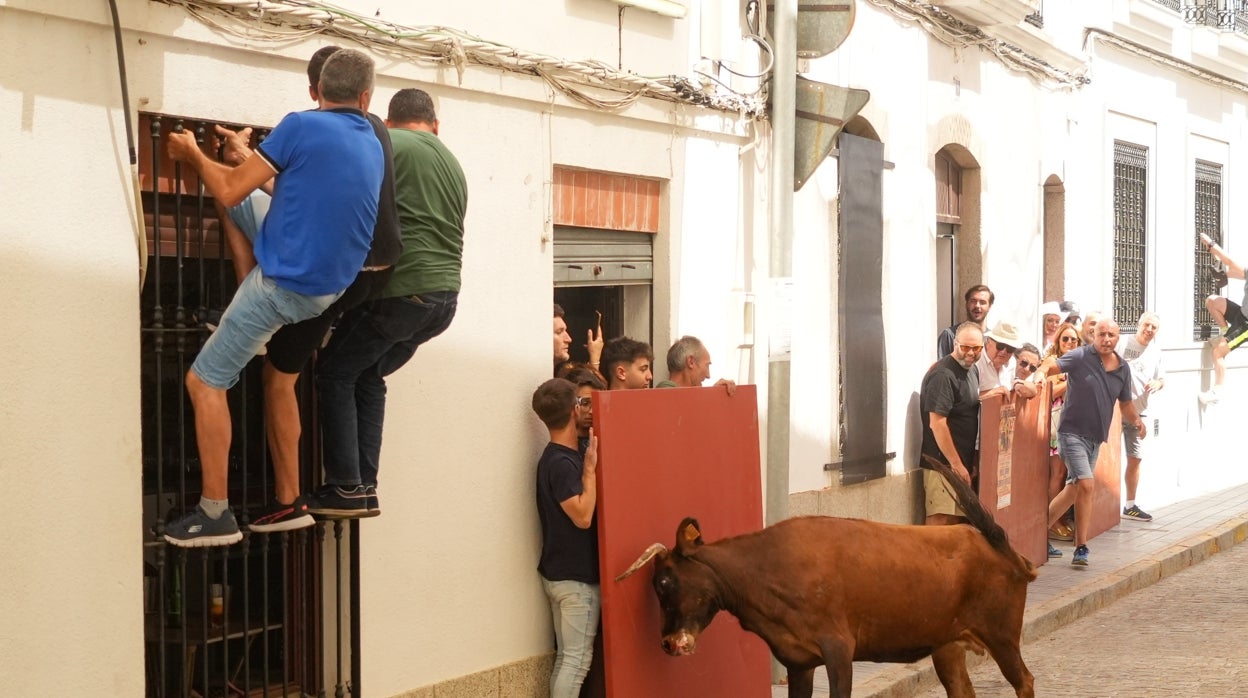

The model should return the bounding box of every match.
[1038,323,1082,553]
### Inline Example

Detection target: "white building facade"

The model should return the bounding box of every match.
[2,0,1245,695]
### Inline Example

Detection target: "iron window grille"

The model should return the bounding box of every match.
[1194,160,1223,340]
[1112,140,1148,335]
[140,113,363,698]
[1154,0,1248,33]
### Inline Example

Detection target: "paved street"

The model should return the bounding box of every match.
[913,540,1248,697]
[772,471,1248,698]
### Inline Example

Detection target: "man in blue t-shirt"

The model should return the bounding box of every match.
[203,46,403,534]
[163,48,383,547]
[1047,318,1147,567]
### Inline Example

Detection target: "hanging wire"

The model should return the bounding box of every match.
[861,0,1090,89]
[159,0,768,116]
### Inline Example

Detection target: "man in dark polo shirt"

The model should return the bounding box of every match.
[1049,318,1147,567]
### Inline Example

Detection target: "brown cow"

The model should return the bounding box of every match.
[616,457,1037,697]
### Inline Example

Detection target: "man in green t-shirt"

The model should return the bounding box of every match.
[308,88,468,519]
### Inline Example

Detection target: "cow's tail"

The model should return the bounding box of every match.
[922,455,1038,581]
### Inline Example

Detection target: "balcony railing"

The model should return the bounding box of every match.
[1153,0,1248,34]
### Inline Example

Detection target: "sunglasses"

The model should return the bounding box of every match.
[1018,359,1039,373]
[574,396,592,408]
[957,343,984,354]
[993,342,1017,355]
[1059,336,1079,344]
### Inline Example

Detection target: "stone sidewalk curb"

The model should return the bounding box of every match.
[853,515,1248,698]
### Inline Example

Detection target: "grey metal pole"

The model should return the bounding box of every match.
[766,0,796,530]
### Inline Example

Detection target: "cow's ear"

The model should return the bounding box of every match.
[675,517,703,554]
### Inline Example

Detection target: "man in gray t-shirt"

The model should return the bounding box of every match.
[1117,312,1165,523]
[1199,233,1248,404]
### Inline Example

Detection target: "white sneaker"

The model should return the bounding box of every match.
[1198,389,1220,405]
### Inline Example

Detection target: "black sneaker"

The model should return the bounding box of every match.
[306,485,371,519]
[248,496,315,532]
[1122,504,1154,522]
[164,506,243,547]
[364,485,381,518]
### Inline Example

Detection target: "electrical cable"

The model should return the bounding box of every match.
[108,0,149,288]
[717,0,774,80]
[159,0,768,116]
[861,0,1089,89]
[1085,27,1248,95]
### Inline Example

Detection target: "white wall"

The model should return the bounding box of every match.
[11,0,1248,693]
[782,2,1062,500]
[0,4,145,696]
[0,0,756,694]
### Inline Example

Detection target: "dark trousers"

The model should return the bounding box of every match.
[316,291,458,487]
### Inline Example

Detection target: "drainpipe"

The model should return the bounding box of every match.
[766,0,796,530]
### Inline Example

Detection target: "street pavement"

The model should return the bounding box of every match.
[913,539,1248,697]
[770,444,1248,698]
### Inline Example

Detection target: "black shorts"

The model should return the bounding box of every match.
[1223,300,1248,352]
[266,267,394,374]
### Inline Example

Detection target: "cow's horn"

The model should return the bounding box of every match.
[614,543,668,581]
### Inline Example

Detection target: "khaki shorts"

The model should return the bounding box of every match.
[923,467,966,518]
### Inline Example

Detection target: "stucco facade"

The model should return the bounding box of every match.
[3,0,1247,695]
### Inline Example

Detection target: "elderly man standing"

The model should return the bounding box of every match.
[1080,310,1105,346]
[920,322,983,526]
[937,285,994,359]
[1117,312,1165,522]
[975,321,1022,397]
[1048,318,1147,566]
[655,335,736,393]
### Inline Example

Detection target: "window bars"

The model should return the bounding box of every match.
[1155,0,1248,33]
[1112,140,1148,335]
[140,113,361,697]
[1194,160,1223,340]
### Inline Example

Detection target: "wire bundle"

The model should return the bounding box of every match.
[160,0,768,116]
[863,0,1090,89]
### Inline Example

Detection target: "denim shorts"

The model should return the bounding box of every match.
[191,266,340,389]
[1057,432,1101,482]
[227,190,270,243]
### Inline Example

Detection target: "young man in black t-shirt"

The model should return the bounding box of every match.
[531,378,600,697]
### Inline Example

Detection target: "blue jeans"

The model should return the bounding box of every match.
[542,578,600,698]
[192,266,339,389]
[227,190,270,242]
[316,291,458,486]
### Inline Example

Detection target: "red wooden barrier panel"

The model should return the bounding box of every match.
[978,385,1051,566]
[594,386,771,698]
[980,386,1123,557]
[1086,406,1123,541]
